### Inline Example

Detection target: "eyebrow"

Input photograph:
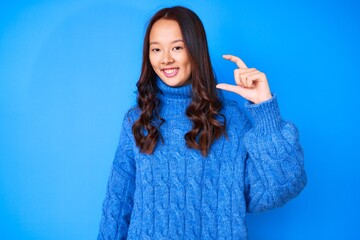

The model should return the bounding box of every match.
[149,39,184,45]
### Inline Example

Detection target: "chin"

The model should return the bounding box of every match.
[162,78,182,87]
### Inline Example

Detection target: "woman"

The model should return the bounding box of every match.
[97,6,307,240]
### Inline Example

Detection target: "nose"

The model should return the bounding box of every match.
[161,51,174,65]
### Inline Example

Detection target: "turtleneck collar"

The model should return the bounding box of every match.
[156,76,192,100]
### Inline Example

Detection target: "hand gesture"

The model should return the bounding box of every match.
[216,54,272,104]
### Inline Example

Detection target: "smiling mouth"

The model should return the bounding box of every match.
[162,68,179,77]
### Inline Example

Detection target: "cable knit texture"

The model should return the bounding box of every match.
[97,77,307,240]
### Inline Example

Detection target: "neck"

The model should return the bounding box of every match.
[156,77,192,100]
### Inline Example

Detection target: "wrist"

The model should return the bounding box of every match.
[253,92,273,104]
[245,94,282,133]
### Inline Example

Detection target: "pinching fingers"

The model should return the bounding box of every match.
[236,68,259,88]
[234,69,244,88]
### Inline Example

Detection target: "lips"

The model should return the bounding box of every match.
[162,68,179,77]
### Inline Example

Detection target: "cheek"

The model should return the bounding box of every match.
[149,54,158,67]
[185,59,192,72]
[182,54,191,69]
[149,55,155,66]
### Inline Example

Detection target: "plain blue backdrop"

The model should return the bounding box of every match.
[1,0,359,239]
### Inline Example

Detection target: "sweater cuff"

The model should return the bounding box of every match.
[244,94,282,133]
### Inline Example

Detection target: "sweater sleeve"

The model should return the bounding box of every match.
[241,95,307,213]
[97,113,136,240]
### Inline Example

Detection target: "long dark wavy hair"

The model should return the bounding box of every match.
[131,6,226,156]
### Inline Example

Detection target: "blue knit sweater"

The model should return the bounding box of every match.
[97,77,307,240]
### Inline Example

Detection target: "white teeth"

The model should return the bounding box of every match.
[164,69,177,74]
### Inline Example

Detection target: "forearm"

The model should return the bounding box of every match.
[244,95,307,212]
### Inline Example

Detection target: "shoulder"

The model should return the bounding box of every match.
[124,104,141,122]
[115,105,140,145]
[120,104,140,132]
[221,98,249,125]
[218,98,252,139]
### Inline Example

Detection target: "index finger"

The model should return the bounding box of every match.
[223,54,248,69]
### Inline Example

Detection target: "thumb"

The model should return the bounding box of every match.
[216,83,247,96]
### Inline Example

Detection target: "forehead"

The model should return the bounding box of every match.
[149,19,183,42]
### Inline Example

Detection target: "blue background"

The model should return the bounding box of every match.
[1,0,359,239]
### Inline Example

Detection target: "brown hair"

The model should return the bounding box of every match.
[131,6,226,156]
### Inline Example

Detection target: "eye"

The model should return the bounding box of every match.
[151,48,160,52]
[172,46,183,51]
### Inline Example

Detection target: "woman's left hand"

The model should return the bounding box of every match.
[216,54,272,104]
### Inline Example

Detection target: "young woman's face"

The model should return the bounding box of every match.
[149,19,192,87]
